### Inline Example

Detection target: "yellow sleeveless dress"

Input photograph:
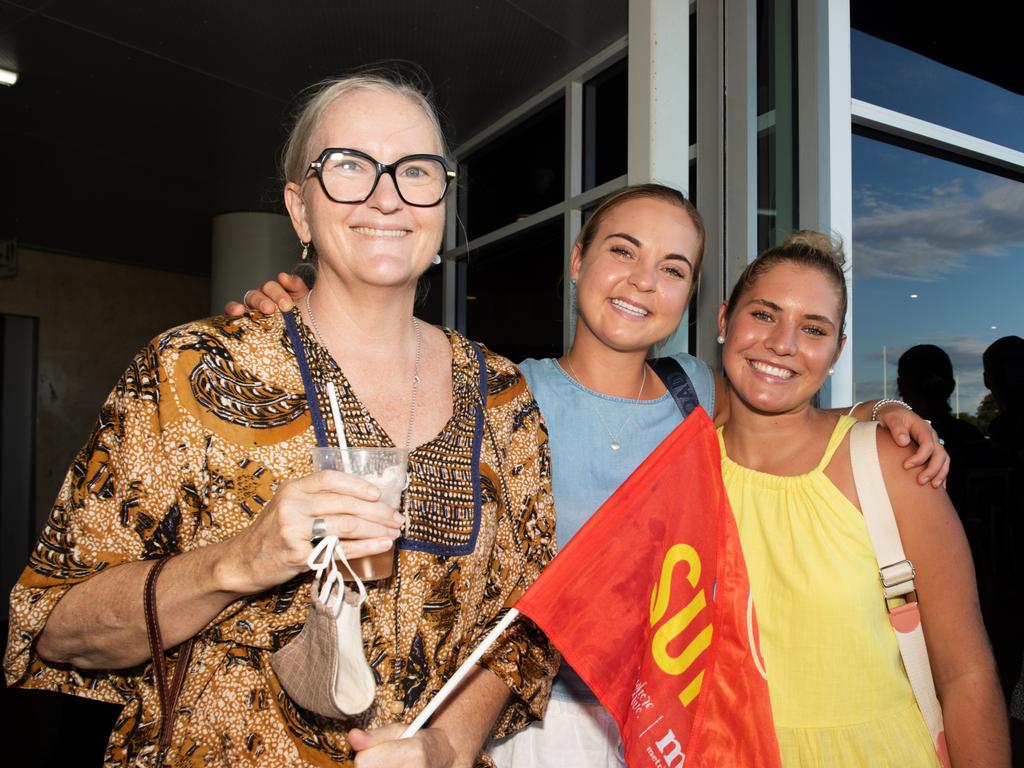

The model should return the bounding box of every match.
[719,417,939,767]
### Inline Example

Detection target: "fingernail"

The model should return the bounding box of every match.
[392,512,405,525]
[390,529,401,540]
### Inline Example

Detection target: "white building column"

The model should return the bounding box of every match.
[210,212,298,315]
[627,0,691,353]
[797,0,853,406]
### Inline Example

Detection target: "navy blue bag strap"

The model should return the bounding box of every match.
[283,311,330,447]
[650,356,700,418]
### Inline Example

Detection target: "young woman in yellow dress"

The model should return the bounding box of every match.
[716,231,1009,766]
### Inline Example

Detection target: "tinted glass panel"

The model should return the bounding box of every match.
[415,265,442,326]
[689,11,697,145]
[461,100,565,242]
[462,217,564,362]
[852,136,1024,416]
[756,0,796,250]
[851,29,1024,151]
[583,59,628,191]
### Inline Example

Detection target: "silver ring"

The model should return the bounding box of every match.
[311,517,327,545]
[242,290,256,308]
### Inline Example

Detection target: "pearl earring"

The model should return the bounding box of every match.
[300,241,311,261]
[716,334,725,344]
[432,253,442,265]
[827,367,835,376]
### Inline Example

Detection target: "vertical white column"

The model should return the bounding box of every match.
[797,0,853,406]
[443,187,458,329]
[723,0,758,290]
[627,0,691,354]
[694,0,725,366]
[565,80,584,352]
[627,0,690,192]
[210,212,297,315]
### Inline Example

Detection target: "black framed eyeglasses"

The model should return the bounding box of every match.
[306,148,456,208]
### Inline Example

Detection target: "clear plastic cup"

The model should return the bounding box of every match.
[311,447,408,581]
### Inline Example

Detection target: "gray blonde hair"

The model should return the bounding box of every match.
[281,70,451,186]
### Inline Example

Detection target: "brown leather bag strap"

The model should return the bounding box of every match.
[144,556,196,753]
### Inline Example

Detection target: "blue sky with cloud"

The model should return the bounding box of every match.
[849,33,1023,413]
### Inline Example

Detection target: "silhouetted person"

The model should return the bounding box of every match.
[897,344,985,464]
[899,343,1020,700]
[983,335,1024,463]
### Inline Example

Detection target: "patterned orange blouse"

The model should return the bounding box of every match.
[4,310,558,767]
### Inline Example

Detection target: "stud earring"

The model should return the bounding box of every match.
[716,334,725,344]
[432,253,442,265]
[827,367,835,376]
[300,240,311,261]
[569,277,577,287]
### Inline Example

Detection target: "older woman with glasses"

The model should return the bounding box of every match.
[5,73,558,768]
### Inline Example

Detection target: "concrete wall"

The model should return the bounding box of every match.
[0,247,209,535]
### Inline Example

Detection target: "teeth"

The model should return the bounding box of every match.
[352,227,407,238]
[611,299,648,317]
[750,361,794,379]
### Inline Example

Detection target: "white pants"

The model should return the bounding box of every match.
[488,698,626,768]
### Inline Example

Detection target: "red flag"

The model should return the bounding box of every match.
[516,409,780,767]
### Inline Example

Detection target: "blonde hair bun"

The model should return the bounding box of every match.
[782,229,846,269]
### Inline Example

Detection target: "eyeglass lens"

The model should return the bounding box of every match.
[320,151,448,206]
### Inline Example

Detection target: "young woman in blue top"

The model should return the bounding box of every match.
[233,183,948,767]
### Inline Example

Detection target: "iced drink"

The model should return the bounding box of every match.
[311,447,408,581]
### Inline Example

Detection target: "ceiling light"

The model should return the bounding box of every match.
[991,325,998,330]
[0,67,18,86]
[909,293,919,299]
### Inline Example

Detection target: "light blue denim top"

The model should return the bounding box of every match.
[518,354,715,702]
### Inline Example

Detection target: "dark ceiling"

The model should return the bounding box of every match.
[2,2,1017,277]
[0,0,626,274]
[851,2,1022,100]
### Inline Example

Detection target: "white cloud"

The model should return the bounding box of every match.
[853,178,1024,281]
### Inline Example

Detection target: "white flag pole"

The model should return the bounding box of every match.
[401,608,520,738]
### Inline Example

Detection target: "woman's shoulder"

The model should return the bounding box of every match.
[665,351,716,412]
[666,351,712,378]
[442,329,533,401]
[443,328,522,376]
[146,311,287,357]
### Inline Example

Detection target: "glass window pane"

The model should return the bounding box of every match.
[689,10,696,146]
[851,28,1024,151]
[415,265,442,326]
[462,217,564,362]
[756,0,796,251]
[583,59,628,191]
[460,99,565,242]
[852,136,1024,421]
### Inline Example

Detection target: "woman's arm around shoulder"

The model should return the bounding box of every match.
[876,432,1010,767]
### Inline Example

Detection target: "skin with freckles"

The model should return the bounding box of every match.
[718,258,1009,766]
[20,84,533,768]
[284,91,446,295]
[718,261,846,424]
[569,196,700,368]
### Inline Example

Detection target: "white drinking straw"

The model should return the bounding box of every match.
[325,381,353,473]
[401,608,520,739]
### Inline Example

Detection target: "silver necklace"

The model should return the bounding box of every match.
[304,290,422,451]
[563,357,647,452]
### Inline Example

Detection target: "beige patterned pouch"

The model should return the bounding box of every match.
[270,536,376,717]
